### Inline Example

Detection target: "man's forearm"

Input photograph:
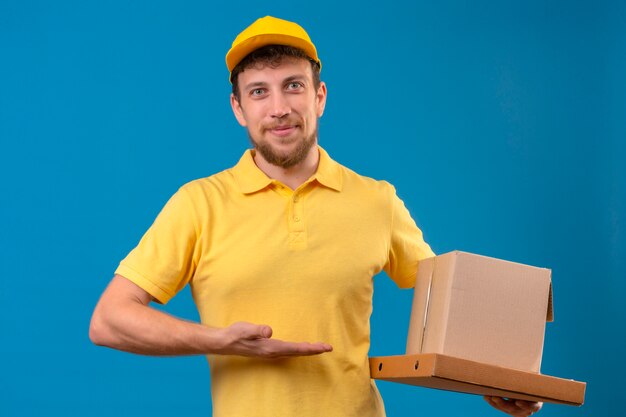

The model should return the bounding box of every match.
[90,301,225,355]
[89,276,224,355]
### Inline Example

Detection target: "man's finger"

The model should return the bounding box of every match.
[272,340,333,354]
[484,396,519,414]
[515,400,542,412]
[261,340,333,357]
[484,396,542,416]
[231,322,273,339]
[256,324,272,339]
[245,325,272,339]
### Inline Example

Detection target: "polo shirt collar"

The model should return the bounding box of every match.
[232,150,274,194]
[313,146,343,192]
[232,145,343,194]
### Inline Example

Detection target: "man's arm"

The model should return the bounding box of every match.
[89,275,332,358]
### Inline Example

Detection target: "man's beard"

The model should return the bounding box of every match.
[248,123,318,169]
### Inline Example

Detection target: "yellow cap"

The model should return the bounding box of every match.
[226,16,321,77]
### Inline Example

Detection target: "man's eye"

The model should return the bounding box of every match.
[287,82,303,90]
[250,89,265,96]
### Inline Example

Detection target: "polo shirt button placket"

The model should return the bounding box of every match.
[288,191,306,250]
[294,191,303,221]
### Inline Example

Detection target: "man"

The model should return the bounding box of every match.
[90,16,542,417]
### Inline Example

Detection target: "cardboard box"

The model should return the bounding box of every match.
[406,251,553,373]
[369,353,586,406]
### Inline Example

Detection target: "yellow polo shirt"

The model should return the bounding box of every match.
[116,146,434,417]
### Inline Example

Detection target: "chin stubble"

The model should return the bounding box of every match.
[249,125,318,169]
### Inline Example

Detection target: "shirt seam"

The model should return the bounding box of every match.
[117,263,176,302]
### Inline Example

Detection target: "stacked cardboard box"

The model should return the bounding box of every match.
[370,251,585,406]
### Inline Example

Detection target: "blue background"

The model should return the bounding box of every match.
[1,1,624,416]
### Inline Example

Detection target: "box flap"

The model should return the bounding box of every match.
[547,282,554,322]
[406,256,435,353]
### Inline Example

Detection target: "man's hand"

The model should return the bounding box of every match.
[484,396,543,416]
[218,321,333,358]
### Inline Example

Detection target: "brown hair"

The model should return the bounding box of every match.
[231,44,321,102]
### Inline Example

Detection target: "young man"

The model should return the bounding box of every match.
[90,16,542,417]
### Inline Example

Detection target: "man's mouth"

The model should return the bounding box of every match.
[267,125,298,137]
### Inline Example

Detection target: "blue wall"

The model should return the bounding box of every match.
[1,1,623,416]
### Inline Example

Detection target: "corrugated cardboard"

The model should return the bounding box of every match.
[406,251,553,373]
[369,353,586,406]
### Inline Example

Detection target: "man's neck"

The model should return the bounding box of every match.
[253,145,320,190]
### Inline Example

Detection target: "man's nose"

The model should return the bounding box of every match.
[269,93,291,118]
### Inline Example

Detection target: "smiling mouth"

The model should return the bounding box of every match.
[268,125,298,137]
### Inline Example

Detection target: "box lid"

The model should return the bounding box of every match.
[369,353,585,406]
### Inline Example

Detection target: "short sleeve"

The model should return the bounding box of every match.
[115,186,200,304]
[383,186,435,288]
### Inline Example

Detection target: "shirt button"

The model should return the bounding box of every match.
[294,216,301,222]
[293,196,299,202]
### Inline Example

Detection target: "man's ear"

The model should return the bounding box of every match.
[316,81,328,118]
[230,94,247,127]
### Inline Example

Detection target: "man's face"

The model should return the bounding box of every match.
[230,58,327,169]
